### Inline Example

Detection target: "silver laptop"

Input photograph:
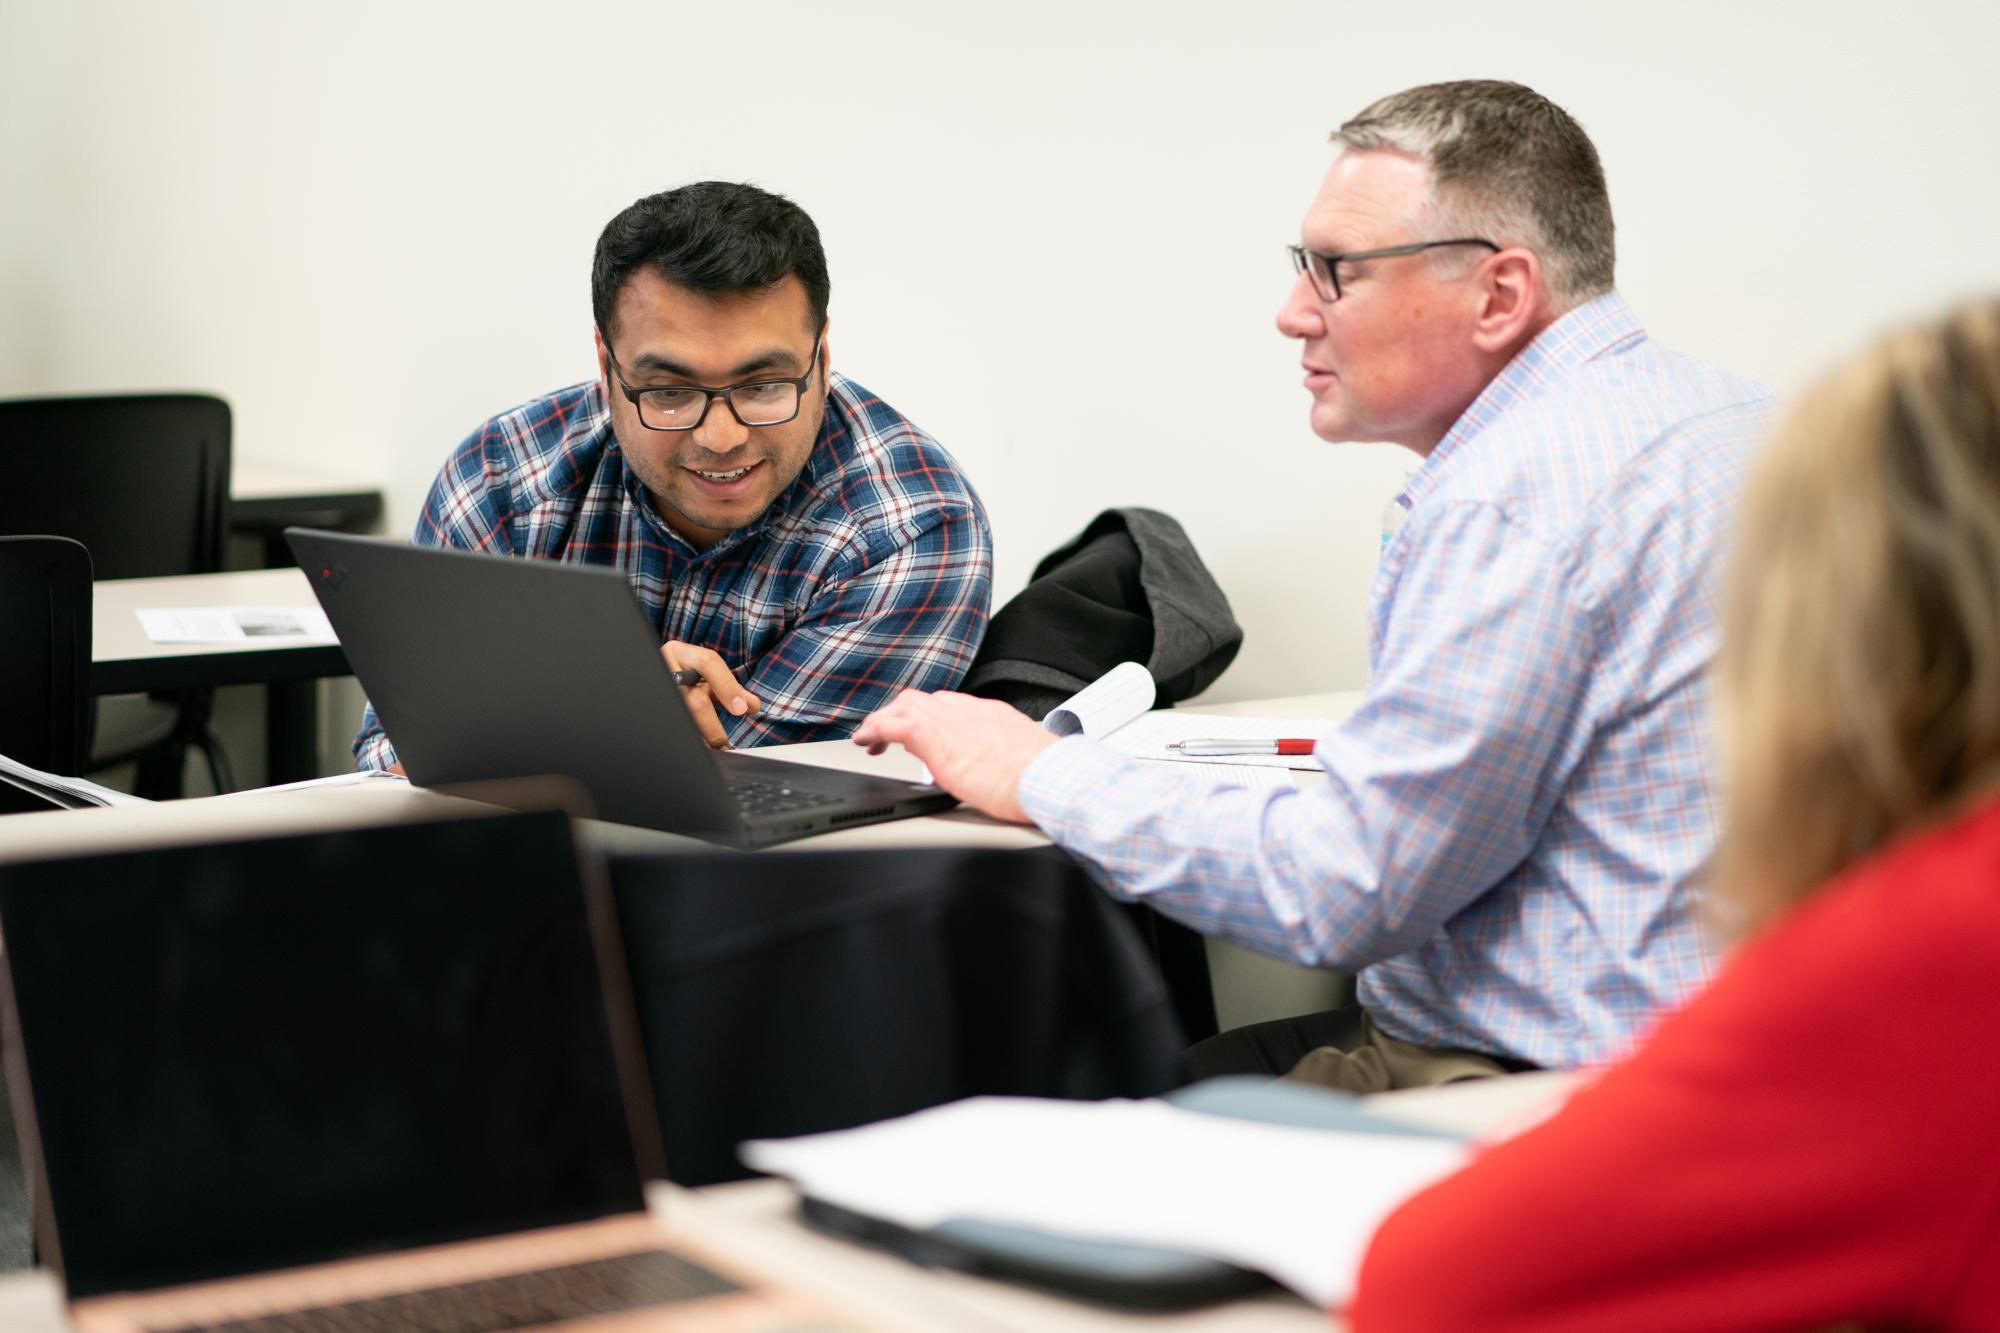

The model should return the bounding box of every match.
[286,528,955,847]
[0,809,857,1330]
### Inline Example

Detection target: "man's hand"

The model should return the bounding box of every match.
[662,641,761,749]
[852,690,1058,825]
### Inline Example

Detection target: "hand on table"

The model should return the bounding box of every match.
[852,690,1058,825]
[662,641,761,749]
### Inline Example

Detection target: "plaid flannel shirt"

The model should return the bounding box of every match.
[1020,293,1775,1068]
[355,371,991,769]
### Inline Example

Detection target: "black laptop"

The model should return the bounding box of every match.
[0,810,850,1330]
[286,528,956,846]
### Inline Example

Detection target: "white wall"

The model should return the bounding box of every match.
[8,0,2000,703]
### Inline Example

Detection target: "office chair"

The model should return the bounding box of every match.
[0,535,92,816]
[0,392,235,797]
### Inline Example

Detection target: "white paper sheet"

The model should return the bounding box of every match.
[1042,660,1155,738]
[135,606,337,645]
[1101,712,1337,772]
[212,770,409,799]
[742,1096,1469,1308]
[0,753,152,809]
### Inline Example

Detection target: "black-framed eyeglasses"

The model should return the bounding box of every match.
[607,331,825,431]
[1287,238,1500,303]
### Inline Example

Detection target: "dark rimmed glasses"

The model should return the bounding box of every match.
[608,331,825,431]
[1287,238,1500,303]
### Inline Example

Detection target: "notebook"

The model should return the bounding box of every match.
[285,528,956,846]
[0,810,857,1331]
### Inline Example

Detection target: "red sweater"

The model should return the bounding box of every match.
[1351,795,2000,1332]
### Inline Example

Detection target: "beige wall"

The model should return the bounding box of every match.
[7,0,2000,707]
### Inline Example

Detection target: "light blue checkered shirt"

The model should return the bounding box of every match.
[1020,292,1774,1068]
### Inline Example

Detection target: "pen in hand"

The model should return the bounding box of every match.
[669,667,706,688]
[1166,738,1319,757]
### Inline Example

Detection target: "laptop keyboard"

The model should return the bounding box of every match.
[155,1247,742,1333]
[725,773,844,818]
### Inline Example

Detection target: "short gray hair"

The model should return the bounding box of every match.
[1333,80,1615,310]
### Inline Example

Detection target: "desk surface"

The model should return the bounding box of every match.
[0,692,1547,1331]
[7,691,1366,859]
[229,459,384,526]
[668,1068,1576,1333]
[91,567,349,694]
[0,1081,1575,1333]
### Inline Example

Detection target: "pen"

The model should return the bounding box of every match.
[1166,738,1320,756]
[669,667,705,687]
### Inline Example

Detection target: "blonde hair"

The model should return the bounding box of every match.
[1718,298,2000,929]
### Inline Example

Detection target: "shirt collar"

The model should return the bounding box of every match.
[1401,290,1645,512]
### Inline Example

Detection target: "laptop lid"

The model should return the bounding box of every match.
[0,810,663,1300]
[284,528,954,845]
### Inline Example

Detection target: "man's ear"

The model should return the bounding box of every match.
[818,319,833,395]
[1471,249,1548,355]
[593,327,612,382]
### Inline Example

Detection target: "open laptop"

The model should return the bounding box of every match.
[285,528,956,847]
[0,809,856,1331]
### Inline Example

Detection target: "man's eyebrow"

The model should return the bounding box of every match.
[629,346,804,380]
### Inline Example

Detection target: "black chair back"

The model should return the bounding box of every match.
[0,394,234,796]
[0,535,92,810]
[0,393,230,579]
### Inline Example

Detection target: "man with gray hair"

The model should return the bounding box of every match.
[857,81,1774,1087]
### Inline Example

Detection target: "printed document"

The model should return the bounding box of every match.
[136,606,337,645]
[744,1095,1469,1307]
[1046,663,1335,773]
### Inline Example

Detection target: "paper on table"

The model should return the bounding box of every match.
[1036,665,1330,772]
[1042,660,1154,738]
[212,770,410,799]
[0,753,152,809]
[136,606,337,645]
[743,1095,1468,1308]
[1103,712,1337,772]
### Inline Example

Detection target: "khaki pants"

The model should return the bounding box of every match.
[1185,1003,1533,1094]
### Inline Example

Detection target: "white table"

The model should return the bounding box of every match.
[0,695,1417,1330]
[91,567,347,784]
[228,459,384,568]
[0,1069,1575,1333]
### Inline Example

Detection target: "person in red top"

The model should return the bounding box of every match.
[1351,297,2000,1332]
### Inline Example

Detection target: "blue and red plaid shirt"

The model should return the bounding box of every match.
[355,371,991,769]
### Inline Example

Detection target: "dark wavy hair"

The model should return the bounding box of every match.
[591,181,830,341]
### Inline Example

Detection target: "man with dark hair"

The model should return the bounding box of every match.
[356,182,991,765]
[858,81,1774,1087]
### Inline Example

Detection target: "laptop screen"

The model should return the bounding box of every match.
[0,811,655,1298]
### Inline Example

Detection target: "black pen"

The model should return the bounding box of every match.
[669,667,705,687]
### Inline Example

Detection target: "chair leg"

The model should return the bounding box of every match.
[197,730,237,794]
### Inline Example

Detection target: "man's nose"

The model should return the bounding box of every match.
[691,398,751,452]
[1276,271,1327,340]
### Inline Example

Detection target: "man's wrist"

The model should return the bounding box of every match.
[1016,735,1119,832]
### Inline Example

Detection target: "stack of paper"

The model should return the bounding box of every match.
[742,1095,1469,1307]
[0,753,153,810]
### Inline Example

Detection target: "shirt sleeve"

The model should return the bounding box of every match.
[351,427,514,770]
[1018,499,1598,970]
[1348,865,2000,1333]
[724,502,992,747]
